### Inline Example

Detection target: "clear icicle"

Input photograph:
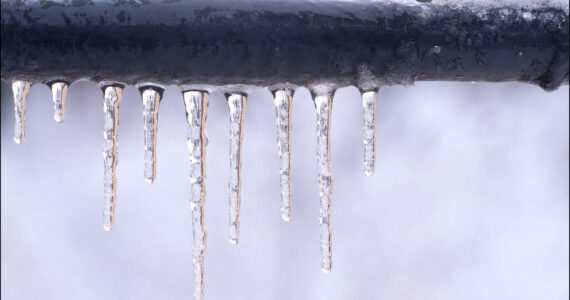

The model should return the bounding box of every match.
[50,82,68,123]
[183,91,209,300]
[314,93,334,274]
[102,85,123,231]
[273,89,293,222]
[11,81,31,144]
[362,91,377,177]
[140,87,162,184]
[227,93,247,245]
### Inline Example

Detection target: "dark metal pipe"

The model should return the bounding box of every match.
[1,0,568,91]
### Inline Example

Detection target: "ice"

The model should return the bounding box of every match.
[50,82,68,123]
[101,84,123,231]
[362,91,378,177]
[139,87,162,184]
[11,81,31,144]
[314,93,334,273]
[273,89,293,222]
[183,90,209,300]
[227,93,247,245]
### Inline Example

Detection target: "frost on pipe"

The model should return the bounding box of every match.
[1,0,568,91]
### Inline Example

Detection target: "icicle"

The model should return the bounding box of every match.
[273,89,293,222]
[362,91,377,177]
[139,87,162,184]
[227,93,247,245]
[101,84,123,231]
[11,81,31,144]
[314,92,334,274]
[50,81,69,123]
[183,90,209,300]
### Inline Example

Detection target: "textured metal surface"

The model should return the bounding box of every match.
[1,0,569,91]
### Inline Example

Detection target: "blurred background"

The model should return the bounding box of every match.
[1,80,568,299]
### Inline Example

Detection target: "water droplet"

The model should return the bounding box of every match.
[11,81,31,144]
[273,89,293,222]
[314,92,334,273]
[183,90,209,300]
[50,81,68,123]
[101,84,124,231]
[227,93,247,245]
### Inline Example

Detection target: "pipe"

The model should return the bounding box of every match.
[1,0,568,91]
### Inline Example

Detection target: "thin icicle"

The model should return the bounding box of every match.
[140,87,162,184]
[183,90,209,300]
[50,82,68,123]
[102,85,123,231]
[11,81,31,144]
[273,89,293,222]
[227,93,247,245]
[314,93,334,274]
[362,91,377,177]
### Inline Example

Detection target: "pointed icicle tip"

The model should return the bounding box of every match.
[49,81,69,123]
[11,81,31,144]
[139,86,163,184]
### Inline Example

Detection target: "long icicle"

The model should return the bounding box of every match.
[227,93,247,245]
[50,81,69,123]
[314,92,334,273]
[362,90,377,177]
[273,89,293,222]
[183,90,209,300]
[11,81,31,144]
[102,85,123,231]
[140,87,162,184]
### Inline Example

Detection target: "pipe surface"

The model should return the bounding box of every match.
[1,0,568,91]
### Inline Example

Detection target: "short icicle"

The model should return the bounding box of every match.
[273,89,293,222]
[314,92,334,274]
[362,90,378,177]
[50,81,69,123]
[139,86,163,184]
[11,81,31,144]
[227,93,247,245]
[101,84,124,231]
[183,90,209,300]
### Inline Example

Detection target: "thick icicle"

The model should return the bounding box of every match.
[50,81,68,123]
[102,85,123,231]
[140,87,162,184]
[11,81,31,144]
[362,91,377,177]
[314,93,334,274]
[227,93,247,245]
[183,90,209,300]
[273,89,293,222]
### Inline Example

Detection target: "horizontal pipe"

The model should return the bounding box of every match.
[1,0,568,91]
